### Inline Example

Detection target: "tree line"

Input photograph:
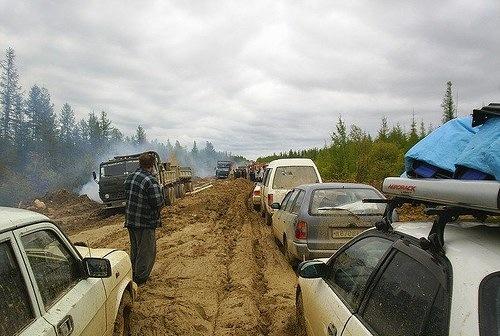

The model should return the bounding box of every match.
[0,47,239,206]
[257,82,458,186]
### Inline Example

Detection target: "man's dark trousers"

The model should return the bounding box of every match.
[128,227,156,284]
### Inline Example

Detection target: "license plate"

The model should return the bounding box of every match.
[329,227,361,239]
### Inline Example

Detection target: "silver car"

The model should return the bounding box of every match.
[271,183,386,265]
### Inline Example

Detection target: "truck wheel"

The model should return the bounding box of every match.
[113,290,132,336]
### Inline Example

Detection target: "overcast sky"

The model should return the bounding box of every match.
[1,0,499,159]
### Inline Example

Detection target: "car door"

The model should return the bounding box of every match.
[0,231,57,336]
[273,190,294,240]
[342,240,450,336]
[14,223,108,336]
[302,235,393,336]
[277,189,300,243]
[282,189,305,247]
[261,168,272,210]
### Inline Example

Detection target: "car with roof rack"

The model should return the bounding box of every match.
[295,177,500,336]
[0,207,137,336]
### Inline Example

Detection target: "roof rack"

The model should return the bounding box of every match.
[472,102,500,127]
[364,177,499,254]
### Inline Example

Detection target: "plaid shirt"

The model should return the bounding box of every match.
[124,168,164,229]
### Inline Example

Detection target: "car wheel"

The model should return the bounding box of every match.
[296,290,307,336]
[113,290,132,336]
[265,211,272,226]
[283,237,298,269]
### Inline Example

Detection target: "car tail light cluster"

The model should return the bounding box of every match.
[295,220,307,240]
[267,194,273,206]
[253,189,260,196]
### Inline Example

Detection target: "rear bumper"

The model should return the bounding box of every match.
[292,242,338,261]
[252,196,261,205]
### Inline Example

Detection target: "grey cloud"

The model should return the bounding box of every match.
[1,0,499,159]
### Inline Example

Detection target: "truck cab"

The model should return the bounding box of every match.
[215,161,233,179]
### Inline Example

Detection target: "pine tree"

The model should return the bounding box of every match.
[0,47,22,143]
[135,125,146,145]
[25,85,56,148]
[441,81,456,123]
[408,111,419,146]
[377,117,389,141]
[99,111,111,142]
[59,103,76,145]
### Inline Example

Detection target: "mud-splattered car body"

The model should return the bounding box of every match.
[0,207,136,336]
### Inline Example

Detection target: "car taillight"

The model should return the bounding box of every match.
[268,194,273,206]
[295,220,307,240]
[253,189,260,196]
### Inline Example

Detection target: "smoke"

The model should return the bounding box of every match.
[78,179,102,203]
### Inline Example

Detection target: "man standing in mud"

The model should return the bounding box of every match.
[124,152,164,284]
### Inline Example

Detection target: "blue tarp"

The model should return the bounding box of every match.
[455,117,500,180]
[405,116,479,177]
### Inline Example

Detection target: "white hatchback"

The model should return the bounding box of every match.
[0,207,137,336]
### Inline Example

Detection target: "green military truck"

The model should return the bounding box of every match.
[93,151,193,209]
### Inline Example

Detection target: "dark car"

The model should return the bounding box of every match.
[270,183,386,264]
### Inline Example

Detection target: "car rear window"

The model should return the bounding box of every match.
[272,166,318,189]
[479,272,500,336]
[310,188,385,215]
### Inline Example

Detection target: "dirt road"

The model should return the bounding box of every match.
[64,179,299,336]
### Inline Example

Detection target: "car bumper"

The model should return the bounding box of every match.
[104,199,127,209]
[292,242,338,261]
[252,196,261,205]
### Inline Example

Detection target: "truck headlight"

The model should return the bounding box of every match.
[105,194,110,199]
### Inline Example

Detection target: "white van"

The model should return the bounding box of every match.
[260,158,322,225]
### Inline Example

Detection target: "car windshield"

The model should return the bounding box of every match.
[272,166,319,189]
[310,188,386,215]
[100,160,139,177]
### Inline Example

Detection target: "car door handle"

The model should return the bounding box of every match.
[57,315,74,336]
[327,323,337,336]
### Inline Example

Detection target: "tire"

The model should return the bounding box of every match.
[261,208,266,218]
[253,204,261,212]
[162,187,169,206]
[296,290,307,336]
[180,184,186,198]
[113,290,132,336]
[283,237,298,269]
[265,211,272,226]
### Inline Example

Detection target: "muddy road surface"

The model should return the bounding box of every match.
[63,179,299,336]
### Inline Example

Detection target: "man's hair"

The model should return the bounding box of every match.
[139,152,155,169]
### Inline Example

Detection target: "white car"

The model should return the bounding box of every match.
[0,207,137,336]
[296,178,500,336]
[261,158,322,225]
[252,183,262,211]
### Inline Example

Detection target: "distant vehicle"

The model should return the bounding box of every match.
[271,183,385,265]
[93,151,193,209]
[261,159,322,225]
[252,183,262,211]
[215,160,234,179]
[0,207,137,336]
[296,177,500,336]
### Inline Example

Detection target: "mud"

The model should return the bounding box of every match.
[63,178,299,336]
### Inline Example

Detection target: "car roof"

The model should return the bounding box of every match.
[394,221,500,269]
[393,221,500,334]
[297,182,380,191]
[266,158,316,168]
[0,207,49,234]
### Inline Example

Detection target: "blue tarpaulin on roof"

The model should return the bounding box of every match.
[404,116,479,177]
[455,117,500,180]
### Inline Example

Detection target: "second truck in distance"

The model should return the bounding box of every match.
[94,151,193,209]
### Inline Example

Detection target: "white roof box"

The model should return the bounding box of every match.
[383,177,500,214]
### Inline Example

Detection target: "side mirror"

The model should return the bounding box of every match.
[271,202,281,210]
[82,258,112,278]
[298,260,327,278]
[92,171,97,181]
